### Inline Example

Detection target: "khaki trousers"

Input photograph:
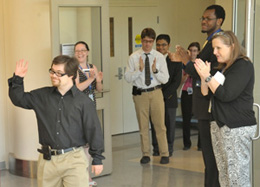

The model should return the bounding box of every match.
[133,89,169,157]
[37,147,89,187]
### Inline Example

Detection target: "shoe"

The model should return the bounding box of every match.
[183,147,190,151]
[197,147,202,151]
[89,180,97,187]
[160,156,169,164]
[169,152,173,157]
[140,156,150,164]
[153,151,159,156]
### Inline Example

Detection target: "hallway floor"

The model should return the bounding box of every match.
[0,125,204,187]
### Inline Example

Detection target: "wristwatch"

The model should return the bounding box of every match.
[205,75,213,83]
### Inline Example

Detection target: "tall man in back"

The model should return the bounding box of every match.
[125,28,170,164]
[173,5,225,187]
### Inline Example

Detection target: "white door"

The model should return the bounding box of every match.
[110,6,159,134]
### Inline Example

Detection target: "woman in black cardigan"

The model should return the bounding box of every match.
[194,31,256,187]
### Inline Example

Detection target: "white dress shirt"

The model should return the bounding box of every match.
[124,48,169,89]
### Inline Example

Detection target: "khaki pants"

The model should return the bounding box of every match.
[37,147,89,187]
[133,89,169,157]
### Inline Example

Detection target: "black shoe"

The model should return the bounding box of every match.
[183,147,190,151]
[160,156,169,164]
[140,156,150,164]
[153,151,160,156]
[169,152,173,157]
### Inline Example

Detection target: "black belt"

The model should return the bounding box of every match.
[51,147,79,156]
[141,85,162,92]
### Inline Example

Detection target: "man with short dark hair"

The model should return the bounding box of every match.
[125,28,170,164]
[8,55,105,187]
[150,34,182,157]
[172,4,226,187]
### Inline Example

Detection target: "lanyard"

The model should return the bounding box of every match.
[79,64,92,90]
[207,28,222,41]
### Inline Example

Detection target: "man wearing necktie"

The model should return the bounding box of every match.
[171,5,225,187]
[125,28,170,164]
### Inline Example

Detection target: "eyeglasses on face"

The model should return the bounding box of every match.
[200,17,217,21]
[142,39,154,44]
[49,69,67,77]
[156,43,168,47]
[74,49,88,54]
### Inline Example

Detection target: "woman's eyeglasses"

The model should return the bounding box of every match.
[74,50,88,54]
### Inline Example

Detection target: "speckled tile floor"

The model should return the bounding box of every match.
[0,125,204,187]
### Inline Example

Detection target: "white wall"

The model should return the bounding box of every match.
[0,0,7,169]
[59,7,101,70]
[216,0,233,30]
[156,0,215,50]
[59,8,78,44]
[1,0,52,166]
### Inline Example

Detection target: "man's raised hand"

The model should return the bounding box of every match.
[15,59,28,78]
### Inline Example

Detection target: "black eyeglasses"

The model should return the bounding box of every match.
[200,17,217,21]
[49,69,67,77]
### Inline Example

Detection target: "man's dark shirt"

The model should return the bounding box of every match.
[184,29,222,120]
[8,75,105,165]
[162,56,182,108]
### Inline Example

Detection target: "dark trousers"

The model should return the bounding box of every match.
[198,119,220,187]
[151,107,176,155]
[181,91,201,148]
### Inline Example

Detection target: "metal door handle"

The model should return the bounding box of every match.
[115,67,123,80]
[253,103,260,140]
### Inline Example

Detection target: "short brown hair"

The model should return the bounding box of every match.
[51,55,79,80]
[141,28,156,40]
[188,42,200,51]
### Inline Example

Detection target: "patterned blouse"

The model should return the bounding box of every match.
[78,64,97,107]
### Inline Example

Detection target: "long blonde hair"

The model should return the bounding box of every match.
[212,31,250,71]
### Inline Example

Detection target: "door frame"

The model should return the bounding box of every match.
[49,0,112,176]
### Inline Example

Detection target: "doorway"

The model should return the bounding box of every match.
[109,6,159,135]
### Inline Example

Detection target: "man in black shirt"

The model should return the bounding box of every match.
[171,4,225,187]
[150,34,182,157]
[8,55,104,187]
